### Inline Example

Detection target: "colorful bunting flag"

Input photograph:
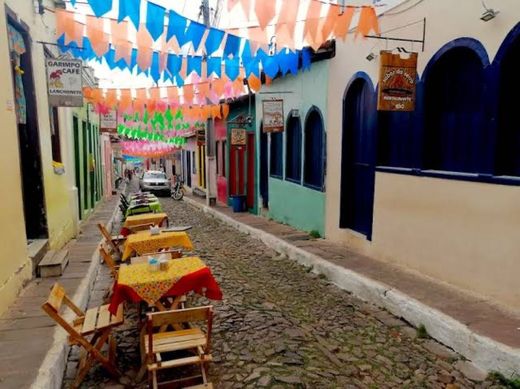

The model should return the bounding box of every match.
[118,0,141,29]
[146,2,166,41]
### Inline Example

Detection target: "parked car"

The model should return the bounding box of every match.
[139,170,171,196]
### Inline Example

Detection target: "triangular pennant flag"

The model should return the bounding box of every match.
[224,33,240,57]
[86,16,108,57]
[87,0,112,17]
[225,56,240,81]
[146,2,166,41]
[212,78,226,98]
[322,5,340,41]
[167,87,179,105]
[207,57,222,78]
[222,104,230,119]
[205,28,225,56]
[187,56,202,77]
[183,85,194,105]
[356,6,380,38]
[150,52,161,83]
[247,74,261,92]
[255,0,276,30]
[136,25,153,71]
[239,0,251,21]
[118,0,141,29]
[55,10,75,43]
[185,21,206,51]
[167,10,188,45]
[302,48,312,71]
[334,7,354,40]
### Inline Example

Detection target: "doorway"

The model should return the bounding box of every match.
[8,19,47,239]
[246,133,255,209]
[185,151,192,188]
[259,124,269,208]
[340,77,376,239]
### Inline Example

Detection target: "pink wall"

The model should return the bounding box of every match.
[215,119,228,205]
[102,136,113,199]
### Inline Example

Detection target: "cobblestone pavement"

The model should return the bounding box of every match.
[64,194,505,389]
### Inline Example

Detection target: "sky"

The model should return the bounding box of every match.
[67,0,408,90]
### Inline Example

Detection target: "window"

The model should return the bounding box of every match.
[285,115,302,182]
[377,110,418,168]
[304,108,325,189]
[270,132,283,178]
[496,36,520,177]
[50,106,62,162]
[221,140,227,177]
[192,151,196,174]
[423,47,485,173]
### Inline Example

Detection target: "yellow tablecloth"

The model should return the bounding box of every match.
[117,257,206,305]
[122,231,193,260]
[123,213,168,228]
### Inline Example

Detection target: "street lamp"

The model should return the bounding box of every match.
[480,1,499,22]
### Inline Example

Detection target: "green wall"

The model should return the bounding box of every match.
[268,178,325,235]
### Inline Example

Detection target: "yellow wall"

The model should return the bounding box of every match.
[0,0,32,316]
[4,0,78,249]
[325,0,520,310]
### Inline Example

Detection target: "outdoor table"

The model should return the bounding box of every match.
[121,230,193,261]
[125,201,162,217]
[123,212,169,229]
[108,256,223,315]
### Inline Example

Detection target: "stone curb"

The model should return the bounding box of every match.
[30,200,121,389]
[184,196,520,377]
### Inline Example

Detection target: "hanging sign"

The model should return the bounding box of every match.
[262,99,284,132]
[231,128,247,145]
[196,129,206,146]
[100,110,117,133]
[377,51,418,112]
[45,58,83,107]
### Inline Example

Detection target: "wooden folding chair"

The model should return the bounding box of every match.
[146,306,214,389]
[99,245,120,278]
[42,283,124,389]
[97,223,126,257]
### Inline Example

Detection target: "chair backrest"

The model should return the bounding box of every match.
[97,223,121,254]
[147,306,213,354]
[99,246,118,277]
[42,283,85,335]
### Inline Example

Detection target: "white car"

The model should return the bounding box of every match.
[139,170,171,196]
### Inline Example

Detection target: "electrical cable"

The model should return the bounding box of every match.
[384,0,426,16]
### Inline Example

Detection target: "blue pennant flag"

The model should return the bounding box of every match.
[206,57,222,78]
[167,54,182,79]
[185,21,206,51]
[105,47,117,70]
[146,2,165,41]
[224,34,240,58]
[262,55,279,79]
[56,34,68,53]
[88,0,112,17]
[174,75,184,87]
[302,48,312,71]
[187,56,202,77]
[167,10,188,46]
[287,50,299,75]
[241,40,252,61]
[118,0,141,29]
[225,56,240,81]
[81,37,95,61]
[150,52,161,83]
[244,57,260,78]
[130,48,138,70]
[205,28,225,56]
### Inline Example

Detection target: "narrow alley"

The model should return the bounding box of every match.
[63,191,500,388]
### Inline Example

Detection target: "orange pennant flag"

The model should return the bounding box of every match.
[183,85,194,105]
[304,0,322,38]
[111,20,131,64]
[322,5,340,42]
[136,25,153,71]
[198,83,210,100]
[119,89,132,112]
[265,76,272,86]
[90,88,102,104]
[83,87,93,101]
[233,78,244,95]
[222,104,230,119]
[255,0,276,30]
[55,9,75,43]
[104,89,117,108]
[248,26,269,46]
[247,74,261,92]
[211,104,221,119]
[356,6,380,38]
[167,87,179,105]
[334,7,354,41]
[227,0,240,11]
[212,78,226,98]
[86,16,108,57]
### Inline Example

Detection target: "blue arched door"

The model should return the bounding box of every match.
[340,77,377,239]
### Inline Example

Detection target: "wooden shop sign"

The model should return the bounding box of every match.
[377,51,418,112]
[262,99,284,133]
[231,128,246,146]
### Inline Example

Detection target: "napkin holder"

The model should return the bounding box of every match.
[148,258,160,272]
[150,226,160,235]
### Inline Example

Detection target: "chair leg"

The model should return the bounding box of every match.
[152,370,158,389]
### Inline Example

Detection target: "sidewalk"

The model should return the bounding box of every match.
[184,195,520,377]
[0,196,119,389]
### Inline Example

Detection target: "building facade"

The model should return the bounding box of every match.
[326,0,520,310]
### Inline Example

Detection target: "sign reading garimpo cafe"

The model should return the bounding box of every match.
[45,58,83,107]
[100,110,118,133]
[377,51,418,111]
[262,99,284,132]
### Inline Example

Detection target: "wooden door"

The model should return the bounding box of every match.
[246,133,255,209]
[340,78,376,239]
[230,145,245,196]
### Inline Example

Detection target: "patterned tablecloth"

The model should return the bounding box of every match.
[108,256,223,314]
[121,230,193,260]
[123,212,169,228]
[125,201,162,217]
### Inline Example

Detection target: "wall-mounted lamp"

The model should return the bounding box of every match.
[366,52,378,62]
[290,109,300,117]
[480,1,499,21]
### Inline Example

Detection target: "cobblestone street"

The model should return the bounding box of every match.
[65,196,503,389]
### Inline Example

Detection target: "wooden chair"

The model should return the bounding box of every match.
[97,223,126,257]
[146,306,214,389]
[99,245,120,278]
[42,283,124,389]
